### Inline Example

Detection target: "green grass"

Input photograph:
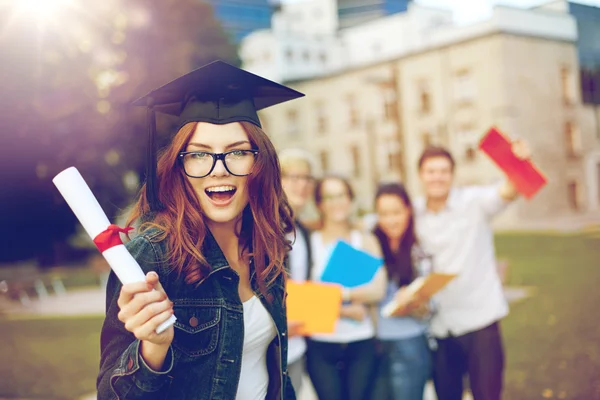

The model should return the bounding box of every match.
[0,316,103,400]
[498,233,600,399]
[0,233,599,399]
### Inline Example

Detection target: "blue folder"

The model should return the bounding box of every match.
[320,240,383,288]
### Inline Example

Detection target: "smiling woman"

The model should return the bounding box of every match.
[96,61,304,400]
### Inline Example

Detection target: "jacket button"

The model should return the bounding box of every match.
[282,332,286,337]
[189,316,199,327]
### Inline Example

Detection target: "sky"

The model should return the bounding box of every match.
[283,0,600,25]
[415,0,600,24]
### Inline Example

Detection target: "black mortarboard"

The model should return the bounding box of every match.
[132,60,304,212]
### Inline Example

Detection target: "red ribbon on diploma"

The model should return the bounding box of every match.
[93,225,134,253]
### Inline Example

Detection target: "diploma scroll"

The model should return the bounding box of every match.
[53,167,176,334]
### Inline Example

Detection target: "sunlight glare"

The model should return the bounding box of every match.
[14,0,72,25]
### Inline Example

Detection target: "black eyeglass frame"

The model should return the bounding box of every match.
[178,149,259,178]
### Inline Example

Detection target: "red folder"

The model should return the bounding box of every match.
[479,127,547,199]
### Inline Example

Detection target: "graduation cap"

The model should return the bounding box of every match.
[132,60,305,212]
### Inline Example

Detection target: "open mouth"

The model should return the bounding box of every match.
[205,185,237,205]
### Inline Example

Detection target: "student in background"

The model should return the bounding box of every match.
[372,182,433,400]
[414,143,530,400]
[306,175,386,400]
[279,148,317,394]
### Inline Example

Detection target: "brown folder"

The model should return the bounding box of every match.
[381,273,456,317]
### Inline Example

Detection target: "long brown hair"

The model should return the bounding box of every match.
[127,121,293,291]
[373,182,417,287]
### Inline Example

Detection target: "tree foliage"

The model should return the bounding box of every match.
[0,0,239,263]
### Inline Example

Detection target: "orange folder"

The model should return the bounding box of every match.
[286,280,342,335]
[479,127,547,199]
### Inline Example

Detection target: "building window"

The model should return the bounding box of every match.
[287,109,299,137]
[418,81,431,114]
[383,88,396,121]
[564,121,581,158]
[567,179,582,210]
[350,145,361,177]
[454,69,475,104]
[465,147,477,161]
[581,67,600,105]
[388,150,401,172]
[422,132,432,148]
[319,52,327,64]
[315,102,327,134]
[456,125,478,161]
[561,66,575,105]
[285,48,293,62]
[347,94,360,128]
[303,50,310,62]
[319,150,329,172]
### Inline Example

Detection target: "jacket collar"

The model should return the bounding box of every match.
[202,228,231,271]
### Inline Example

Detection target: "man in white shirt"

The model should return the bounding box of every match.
[413,142,530,400]
[279,148,316,394]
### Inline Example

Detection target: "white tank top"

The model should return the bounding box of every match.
[235,296,277,400]
[310,230,376,343]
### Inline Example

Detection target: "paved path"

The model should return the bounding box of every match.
[0,287,106,318]
[1,286,533,318]
[2,286,529,400]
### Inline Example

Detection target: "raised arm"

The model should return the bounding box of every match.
[476,139,532,219]
[498,139,533,202]
[97,236,175,400]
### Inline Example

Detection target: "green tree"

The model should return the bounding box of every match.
[0,0,239,264]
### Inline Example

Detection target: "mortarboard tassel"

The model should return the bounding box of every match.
[145,98,163,212]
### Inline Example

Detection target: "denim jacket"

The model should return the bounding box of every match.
[97,227,295,400]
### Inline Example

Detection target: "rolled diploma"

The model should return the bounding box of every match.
[53,167,176,334]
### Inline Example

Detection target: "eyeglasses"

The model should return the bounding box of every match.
[321,192,349,202]
[178,150,259,178]
[283,174,314,184]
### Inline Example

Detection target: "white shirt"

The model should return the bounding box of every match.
[414,185,510,338]
[310,230,376,343]
[236,296,277,400]
[286,227,308,364]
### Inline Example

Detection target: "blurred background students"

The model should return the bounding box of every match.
[279,148,317,394]
[414,143,530,400]
[372,182,433,400]
[306,175,386,400]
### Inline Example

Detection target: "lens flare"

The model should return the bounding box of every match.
[15,0,69,20]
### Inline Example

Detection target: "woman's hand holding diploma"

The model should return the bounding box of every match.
[52,167,176,335]
[117,271,174,371]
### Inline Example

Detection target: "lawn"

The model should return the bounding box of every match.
[0,316,103,400]
[498,233,600,399]
[0,233,599,399]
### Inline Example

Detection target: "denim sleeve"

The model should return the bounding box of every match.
[96,235,174,399]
